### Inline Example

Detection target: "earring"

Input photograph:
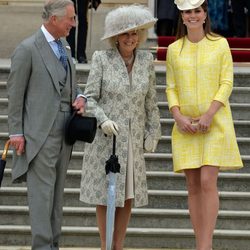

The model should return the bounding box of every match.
[115,41,119,46]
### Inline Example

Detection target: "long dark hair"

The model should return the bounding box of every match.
[176,0,217,40]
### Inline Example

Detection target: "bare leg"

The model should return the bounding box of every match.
[96,199,132,250]
[96,205,107,250]
[199,166,219,250]
[184,166,219,250]
[184,168,203,248]
[112,199,132,250]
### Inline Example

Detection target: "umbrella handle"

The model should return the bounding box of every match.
[2,140,10,161]
[112,135,116,155]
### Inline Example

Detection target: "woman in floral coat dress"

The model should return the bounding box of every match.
[80,5,161,250]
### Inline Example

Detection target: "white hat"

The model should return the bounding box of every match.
[174,0,205,11]
[101,4,157,40]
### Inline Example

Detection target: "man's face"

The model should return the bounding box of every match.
[54,4,76,38]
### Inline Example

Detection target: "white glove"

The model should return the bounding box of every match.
[101,120,119,136]
[144,135,158,153]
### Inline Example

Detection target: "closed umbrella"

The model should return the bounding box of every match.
[105,135,120,250]
[0,140,10,187]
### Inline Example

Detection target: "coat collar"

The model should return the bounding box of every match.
[110,47,139,72]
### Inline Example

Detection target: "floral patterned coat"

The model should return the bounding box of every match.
[80,48,161,207]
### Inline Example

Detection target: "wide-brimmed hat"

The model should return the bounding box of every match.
[65,111,97,145]
[174,0,205,10]
[101,4,157,40]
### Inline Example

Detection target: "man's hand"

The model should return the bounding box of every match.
[72,96,87,114]
[9,136,25,156]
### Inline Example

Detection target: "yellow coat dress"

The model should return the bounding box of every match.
[166,35,243,173]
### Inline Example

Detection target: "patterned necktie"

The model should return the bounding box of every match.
[55,39,68,70]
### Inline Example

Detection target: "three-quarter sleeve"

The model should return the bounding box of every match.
[213,39,233,106]
[166,46,180,110]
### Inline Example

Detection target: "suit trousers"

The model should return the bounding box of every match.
[231,0,250,37]
[27,110,72,250]
[66,0,89,60]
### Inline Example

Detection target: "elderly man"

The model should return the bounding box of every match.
[7,0,86,249]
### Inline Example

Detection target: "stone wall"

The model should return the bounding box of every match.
[0,0,156,59]
[0,0,147,6]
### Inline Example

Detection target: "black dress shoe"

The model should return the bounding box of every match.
[78,56,88,64]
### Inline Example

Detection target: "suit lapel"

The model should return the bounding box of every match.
[35,30,61,95]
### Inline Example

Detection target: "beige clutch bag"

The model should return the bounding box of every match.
[191,120,210,133]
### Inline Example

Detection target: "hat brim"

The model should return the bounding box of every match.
[176,0,205,10]
[101,19,157,40]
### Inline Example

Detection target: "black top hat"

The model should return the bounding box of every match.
[65,111,97,145]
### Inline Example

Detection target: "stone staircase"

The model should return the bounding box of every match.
[0,61,250,250]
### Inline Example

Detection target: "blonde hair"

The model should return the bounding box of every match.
[108,29,148,48]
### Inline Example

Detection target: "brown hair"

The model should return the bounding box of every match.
[176,0,218,40]
[175,0,220,54]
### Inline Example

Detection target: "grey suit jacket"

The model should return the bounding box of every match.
[7,29,81,182]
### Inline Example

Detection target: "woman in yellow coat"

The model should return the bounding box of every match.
[166,0,243,249]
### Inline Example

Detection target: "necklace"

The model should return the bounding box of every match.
[123,53,134,67]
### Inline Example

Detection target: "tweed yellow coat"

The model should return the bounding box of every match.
[166,35,243,173]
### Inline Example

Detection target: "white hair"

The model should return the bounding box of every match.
[42,0,74,21]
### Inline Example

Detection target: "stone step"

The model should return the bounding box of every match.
[1,98,250,120]
[78,65,250,87]
[154,65,250,87]
[1,80,250,103]
[1,150,250,173]
[0,225,249,250]
[0,115,7,132]
[1,187,250,210]
[1,133,249,155]
[154,136,250,154]
[158,102,250,120]
[1,115,250,138]
[2,168,250,192]
[161,119,250,138]
[1,206,250,230]
[229,86,250,103]
[1,62,250,87]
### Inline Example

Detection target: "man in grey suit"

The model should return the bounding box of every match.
[7,0,86,249]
